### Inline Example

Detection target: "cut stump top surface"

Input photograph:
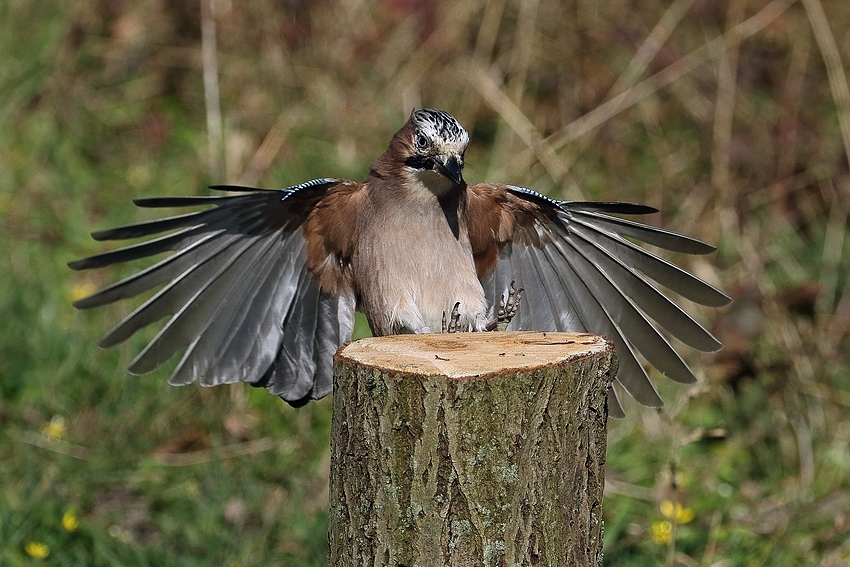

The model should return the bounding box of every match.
[336,331,610,379]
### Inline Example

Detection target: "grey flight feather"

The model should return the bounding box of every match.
[70,178,355,406]
[479,185,730,416]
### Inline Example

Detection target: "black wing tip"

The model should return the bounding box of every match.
[576,202,660,215]
[133,197,193,207]
[67,253,122,271]
[72,295,96,309]
[133,196,228,207]
[72,288,120,310]
[133,197,166,207]
[711,291,734,308]
[90,228,120,241]
[686,240,717,255]
[125,363,148,375]
[68,257,94,271]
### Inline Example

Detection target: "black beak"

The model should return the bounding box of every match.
[433,155,464,185]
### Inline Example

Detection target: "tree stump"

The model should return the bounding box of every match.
[329,331,617,567]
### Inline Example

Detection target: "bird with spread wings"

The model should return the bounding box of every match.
[70,108,730,417]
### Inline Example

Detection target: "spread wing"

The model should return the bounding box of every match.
[467,183,731,417]
[69,178,362,406]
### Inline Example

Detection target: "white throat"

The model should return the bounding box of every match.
[404,167,459,198]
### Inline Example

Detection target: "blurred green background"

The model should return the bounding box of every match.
[2,0,849,565]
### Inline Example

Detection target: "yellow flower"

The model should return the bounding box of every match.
[24,541,50,559]
[62,509,79,532]
[660,499,695,524]
[651,520,672,545]
[42,415,66,440]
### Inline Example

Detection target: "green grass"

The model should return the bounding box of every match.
[2,1,850,565]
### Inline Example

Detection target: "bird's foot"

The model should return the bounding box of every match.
[441,302,461,333]
[486,281,524,331]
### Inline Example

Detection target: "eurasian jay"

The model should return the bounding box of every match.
[70,108,730,417]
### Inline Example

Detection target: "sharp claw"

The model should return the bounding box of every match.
[491,280,524,332]
[443,302,462,333]
[450,302,460,333]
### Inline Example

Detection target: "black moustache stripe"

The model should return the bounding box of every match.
[404,155,435,171]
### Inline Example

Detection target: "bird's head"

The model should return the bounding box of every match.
[381,109,469,192]
[404,108,469,186]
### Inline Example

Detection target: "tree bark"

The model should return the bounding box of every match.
[329,331,616,567]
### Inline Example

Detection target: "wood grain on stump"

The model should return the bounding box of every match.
[329,331,616,567]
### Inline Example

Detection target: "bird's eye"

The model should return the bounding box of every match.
[414,132,428,151]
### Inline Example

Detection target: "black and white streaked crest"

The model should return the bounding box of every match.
[410,108,469,150]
